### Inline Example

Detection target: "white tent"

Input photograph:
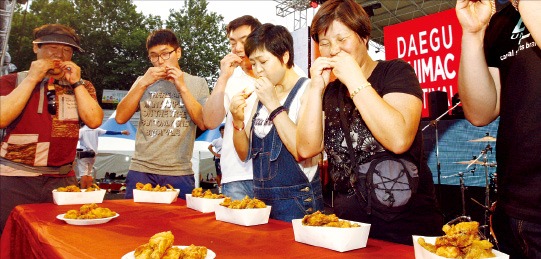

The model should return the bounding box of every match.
[81,111,222,184]
[76,111,137,179]
[97,137,135,156]
[93,125,136,179]
[191,141,216,188]
[191,124,222,187]
[94,138,215,183]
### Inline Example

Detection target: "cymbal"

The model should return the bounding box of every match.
[468,136,497,142]
[454,160,497,167]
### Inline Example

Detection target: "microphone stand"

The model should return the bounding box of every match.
[422,101,462,204]
[466,142,494,238]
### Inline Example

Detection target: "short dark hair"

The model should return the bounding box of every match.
[146,29,180,50]
[226,15,262,36]
[310,0,371,44]
[245,23,294,69]
[219,125,225,131]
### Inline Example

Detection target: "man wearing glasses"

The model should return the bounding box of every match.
[0,24,103,234]
[116,29,208,199]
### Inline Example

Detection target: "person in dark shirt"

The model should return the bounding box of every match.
[297,0,443,245]
[456,1,541,258]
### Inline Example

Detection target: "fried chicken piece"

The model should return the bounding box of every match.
[64,210,79,219]
[142,183,153,191]
[63,204,117,219]
[443,221,480,236]
[182,244,208,259]
[136,182,173,192]
[192,187,204,197]
[153,184,165,192]
[134,243,153,259]
[418,237,437,253]
[238,197,250,209]
[302,211,335,226]
[79,203,99,215]
[162,246,182,259]
[435,245,462,258]
[418,221,496,259]
[220,197,232,207]
[463,240,496,259]
[302,211,360,228]
[57,185,81,192]
[220,196,266,209]
[202,190,211,198]
[90,207,116,218]
[148,231,174,258]
[133,232,209,259]
[228,200,242,209]
[436,221,480,248]
[192,188,224,198]
[247,198,266,208]
[326,220,360,228]
[85,184,101,192]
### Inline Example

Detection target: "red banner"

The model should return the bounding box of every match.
[384,9,462,118]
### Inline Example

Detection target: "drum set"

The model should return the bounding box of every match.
[445,133,498,246]
[421,102,499,246]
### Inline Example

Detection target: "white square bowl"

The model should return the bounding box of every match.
[52,189,106,205]
[412,236,509,259]
[133,189,179,204]
[292,218,370,252]
[185,194,225,213]
[214,205,271,226]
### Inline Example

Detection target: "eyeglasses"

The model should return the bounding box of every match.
[148,48,177,63]
[47,89,56,115]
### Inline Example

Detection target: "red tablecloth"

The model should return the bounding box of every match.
[1,199,415,258]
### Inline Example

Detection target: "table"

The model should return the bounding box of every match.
[1,199,415,259]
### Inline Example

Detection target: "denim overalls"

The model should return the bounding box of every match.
[249,77,323,222]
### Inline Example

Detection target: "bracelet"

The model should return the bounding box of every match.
[511,0,519,11]
[350,83,372,98]
[233,121,245,131]
[268,106,287,121]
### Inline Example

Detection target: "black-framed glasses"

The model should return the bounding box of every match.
[148,48,177,63]
[47,89,56,115]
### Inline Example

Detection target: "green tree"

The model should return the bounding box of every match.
[9,0,162,108]
[166,0,229,86]
[9,0,228,104]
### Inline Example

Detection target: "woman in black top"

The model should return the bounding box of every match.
[297,0,443,245]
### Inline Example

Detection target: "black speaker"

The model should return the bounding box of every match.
[428,91,449,119]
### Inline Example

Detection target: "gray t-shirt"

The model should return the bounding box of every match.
[130,74,209,176]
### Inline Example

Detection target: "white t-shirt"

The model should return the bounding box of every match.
[252,78,318,181]
[220,67,257,184]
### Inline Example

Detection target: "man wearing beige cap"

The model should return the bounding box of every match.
[0,24,103,234]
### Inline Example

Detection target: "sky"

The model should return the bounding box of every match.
[132,0,315,32]
[132,0,384,60]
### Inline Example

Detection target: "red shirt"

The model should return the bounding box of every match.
[0,73,98,167]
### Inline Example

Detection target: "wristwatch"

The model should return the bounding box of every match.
[71,79,85,89]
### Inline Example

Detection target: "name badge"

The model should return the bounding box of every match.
[58,94,79,121]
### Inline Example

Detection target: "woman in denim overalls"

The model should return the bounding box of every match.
[230,24,323,222]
